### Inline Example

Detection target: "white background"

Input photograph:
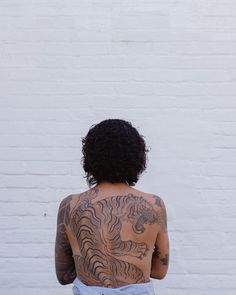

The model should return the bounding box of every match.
[0,1,236,294]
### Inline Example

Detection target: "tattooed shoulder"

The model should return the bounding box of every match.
[60,194,73,207]
[58,195,73,226]
[153,194,163,207]
[152,194,167,231]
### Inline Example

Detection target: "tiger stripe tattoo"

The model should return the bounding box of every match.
[64,189,164,287]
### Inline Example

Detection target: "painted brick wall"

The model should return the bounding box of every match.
[0,1,236,294]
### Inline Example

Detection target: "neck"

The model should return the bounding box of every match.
[94,181,130,192]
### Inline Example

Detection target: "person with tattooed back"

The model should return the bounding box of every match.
[55,119,169,295]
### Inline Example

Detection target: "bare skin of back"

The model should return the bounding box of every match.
[55,182,169,287]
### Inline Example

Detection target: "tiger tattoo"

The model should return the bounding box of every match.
[69,192,160,287]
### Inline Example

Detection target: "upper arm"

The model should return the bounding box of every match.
[55,195,76,285]
[151,195,170,280]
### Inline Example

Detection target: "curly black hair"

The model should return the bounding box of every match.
[81,119,149,187]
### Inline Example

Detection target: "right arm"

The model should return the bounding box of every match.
[150,196,169,279]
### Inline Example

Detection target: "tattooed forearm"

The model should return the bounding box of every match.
[55,195,76,284]
[152,245,169,264]
[55,259,76,285]
[152,243,169,268]
[160,254,169,266]
[153,246,161,258]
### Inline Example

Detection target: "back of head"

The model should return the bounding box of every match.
[81,119,149,187]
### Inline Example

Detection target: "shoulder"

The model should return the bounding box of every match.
[58,194,74,209]
[58,188,98,210]
[132,188,166,207]
[150,194,167,220]
[151,194,168,231]
[138,191,168,229]
[152,194,166,208]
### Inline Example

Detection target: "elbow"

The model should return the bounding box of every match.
[57,276,72,285]
[150,268,168,280]
[151,272,167,280]
[55,263,76,285]
[56,275,69,285]
[56,272,75,285]
[59,280,69,285]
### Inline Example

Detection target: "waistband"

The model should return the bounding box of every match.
[72,277,155,295]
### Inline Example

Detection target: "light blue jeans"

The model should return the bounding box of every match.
[72,277,155,295]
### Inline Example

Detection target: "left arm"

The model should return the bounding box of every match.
[55,196,76,285]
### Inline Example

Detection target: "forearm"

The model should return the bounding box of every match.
[56,260,76,285]
[150,247,169,280]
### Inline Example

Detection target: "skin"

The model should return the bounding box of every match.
[55,181,169,287]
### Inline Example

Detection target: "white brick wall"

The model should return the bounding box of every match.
[1,1,236,294]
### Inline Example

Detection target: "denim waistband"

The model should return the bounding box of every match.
[72,277,155,295]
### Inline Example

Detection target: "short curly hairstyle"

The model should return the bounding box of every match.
[81,119,149,187]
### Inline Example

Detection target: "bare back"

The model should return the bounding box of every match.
[63,187,167,288]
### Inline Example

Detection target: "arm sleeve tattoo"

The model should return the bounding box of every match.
[55,195,76,285]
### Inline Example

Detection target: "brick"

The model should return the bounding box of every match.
[1,0,236,293]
